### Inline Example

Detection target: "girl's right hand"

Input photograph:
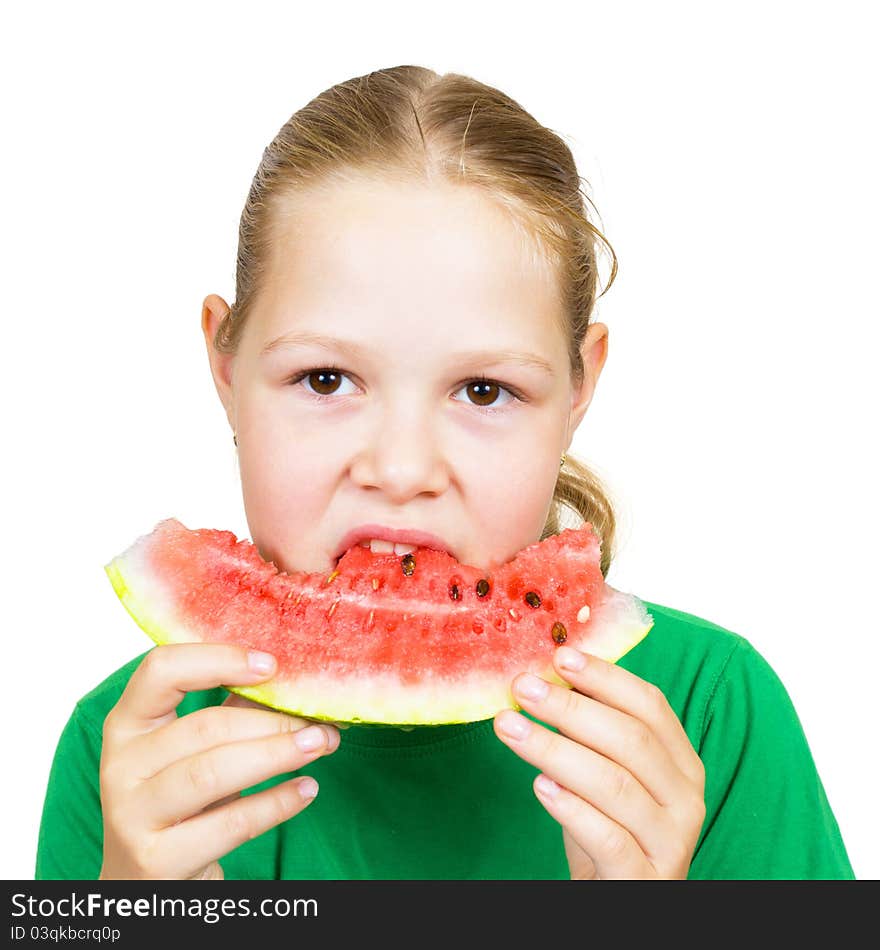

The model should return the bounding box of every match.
[98,643,340,880]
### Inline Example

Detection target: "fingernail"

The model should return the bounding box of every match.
[298,777,319,800]
[295,725,326,752]
[323,726,341,751]
[556,646,586,672]
[515,673,549,702]
[248,650,276,674]
[497,710,530,740]
[535,774,560,799]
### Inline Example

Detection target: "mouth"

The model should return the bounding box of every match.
[332,527,455,568]
[334,539,416,569]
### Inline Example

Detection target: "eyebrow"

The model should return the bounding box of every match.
[260,331,555,376]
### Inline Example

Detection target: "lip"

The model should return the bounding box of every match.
[333,524,455,564]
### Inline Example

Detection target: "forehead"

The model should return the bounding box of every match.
[251,175,567,357]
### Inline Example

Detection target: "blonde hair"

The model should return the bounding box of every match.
[214,65,619,577]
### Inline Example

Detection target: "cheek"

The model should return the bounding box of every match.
[238,394,339,492]
[460,447,558,569]
[237,416,340,571]
[240,445,324,506]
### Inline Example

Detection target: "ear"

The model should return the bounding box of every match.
[201,293,237,431]
[565,322,608,444]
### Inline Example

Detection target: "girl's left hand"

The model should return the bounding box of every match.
[493,645,706,880]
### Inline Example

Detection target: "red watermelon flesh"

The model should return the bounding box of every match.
[104,519,653,725]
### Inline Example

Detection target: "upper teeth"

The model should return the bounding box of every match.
[359,539,418,556]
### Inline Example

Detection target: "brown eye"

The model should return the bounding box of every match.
[453,379,518,409]
[457,379,524,410]
[298,369,356,398]
[467,381,499,406]
[308,371,342,395]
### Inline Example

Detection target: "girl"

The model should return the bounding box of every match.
[36,65,853,880]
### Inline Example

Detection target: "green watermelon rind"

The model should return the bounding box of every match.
[105,559,170,652]
[105,552,653,726]
[230,586,653,725]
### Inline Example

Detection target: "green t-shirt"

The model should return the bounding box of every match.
[35,600,854,880]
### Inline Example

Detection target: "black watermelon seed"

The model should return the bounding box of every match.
[476,578,490,597]
[551,621,568,644]
[524,591,541,608]
[449,583,461,600]
[401,553,416,576]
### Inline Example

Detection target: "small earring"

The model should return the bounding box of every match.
[560,453,566,468]
[233,433,237,447]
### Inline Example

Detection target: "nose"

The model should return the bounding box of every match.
[348,400,450,502]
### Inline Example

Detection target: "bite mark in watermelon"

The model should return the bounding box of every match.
[104,519,653,725]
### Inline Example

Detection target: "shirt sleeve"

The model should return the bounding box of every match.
[689,638,854,879]
[35,704,105,880]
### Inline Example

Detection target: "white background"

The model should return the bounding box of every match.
[2,0,877,879]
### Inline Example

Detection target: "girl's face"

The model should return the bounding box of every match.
[203,176,607,575]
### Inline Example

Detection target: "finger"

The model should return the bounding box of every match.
[129,703,338,779]
[196,790,241,814]
[553,646,705,786]
[106,644,279,741]
[511,672,692,808]
[155,775,319,878]
[494,709,672,859]
[533,774,655,879]
[139,723,339,828]
[221,692,349,728]
[221,693,271,710]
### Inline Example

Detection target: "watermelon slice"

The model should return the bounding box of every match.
[104,519,653,725]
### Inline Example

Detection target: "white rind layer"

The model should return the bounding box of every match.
[105,542,653,725]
